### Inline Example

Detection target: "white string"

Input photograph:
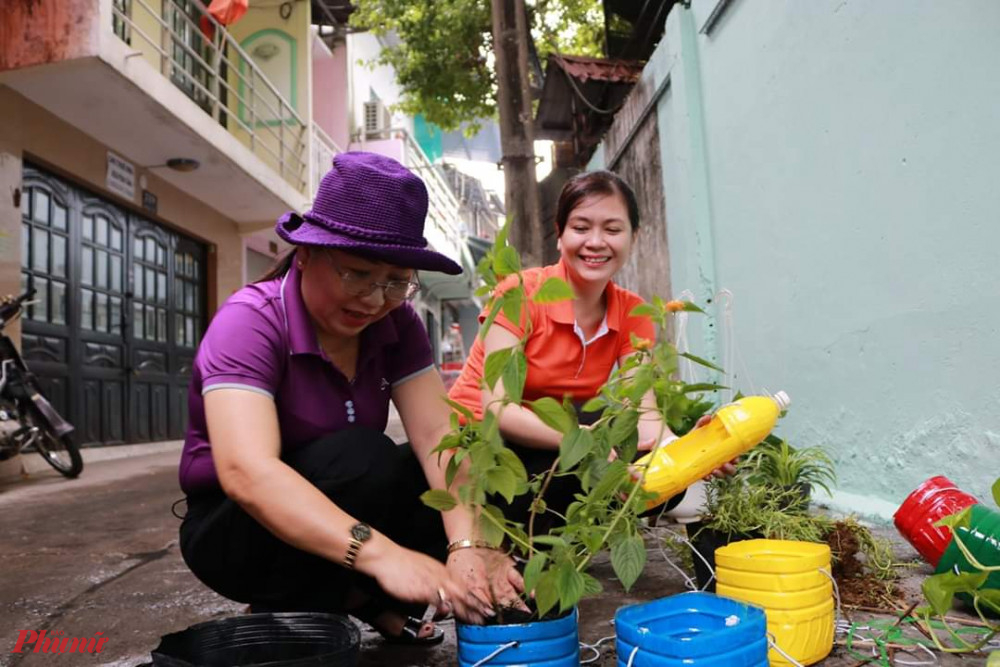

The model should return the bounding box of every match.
[661,526,716,590]
[471,640,518,667]
[818,567,843,627]
[894,644,938,665]
[674,289,697,383]
[767,632,806,667]
[714,288,758,399]
[625,644,640,667]
[656,535,700,591]
[716,288,736,403]
[578,635,615,664]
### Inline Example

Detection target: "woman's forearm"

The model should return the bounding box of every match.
[221,457,395,576]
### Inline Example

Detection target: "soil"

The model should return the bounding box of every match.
[825,519,905,608]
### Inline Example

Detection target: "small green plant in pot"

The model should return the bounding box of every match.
[744,436,837,511]
[421,223,720,627]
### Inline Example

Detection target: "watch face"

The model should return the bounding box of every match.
[351,523,372,542]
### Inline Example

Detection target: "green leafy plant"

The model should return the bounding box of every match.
[421,222,720,619]
[744,436,837,497]
[916,477,1000,655]
[700,458,897,588]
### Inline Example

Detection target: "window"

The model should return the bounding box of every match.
[21,187,70,325]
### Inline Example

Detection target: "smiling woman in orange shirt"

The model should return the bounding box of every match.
[448,171,685,529]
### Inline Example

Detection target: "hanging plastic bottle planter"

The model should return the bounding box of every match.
[894,475,979,567]
[614,592,768,666]
[933,503,1000,618]
[456,608,579,667]
[714,539,834,666]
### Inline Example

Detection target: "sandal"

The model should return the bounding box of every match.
[349,599,444,646]
[381,616,445,646]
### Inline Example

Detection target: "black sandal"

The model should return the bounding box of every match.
[350,599,445,646]
[382,616,445,646]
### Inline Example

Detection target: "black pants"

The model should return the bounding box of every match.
[179,428,446,616]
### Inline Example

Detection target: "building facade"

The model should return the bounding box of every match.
[0,0,473,450]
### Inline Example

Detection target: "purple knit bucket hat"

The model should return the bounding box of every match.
[276,151,463,275]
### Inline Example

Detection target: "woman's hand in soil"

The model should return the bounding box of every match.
[447,548,527,621]
[361,540,483,624]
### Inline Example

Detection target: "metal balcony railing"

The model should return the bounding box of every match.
[109,0,308,193]
[398,130,465,247]
[310,124,342,197]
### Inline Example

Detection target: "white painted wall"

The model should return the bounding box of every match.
[346,32,413,140]
[594,1,1000,517]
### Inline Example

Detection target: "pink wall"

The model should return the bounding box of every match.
[311,35,349,151]
[349,138,405,163]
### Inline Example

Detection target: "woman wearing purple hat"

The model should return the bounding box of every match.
[177,152,522,644]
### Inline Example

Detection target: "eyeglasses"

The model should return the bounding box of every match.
[322,251,421,302]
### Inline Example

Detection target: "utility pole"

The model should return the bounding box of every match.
[491,0,543,267]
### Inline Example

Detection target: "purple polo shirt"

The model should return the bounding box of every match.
[179,262,434,495]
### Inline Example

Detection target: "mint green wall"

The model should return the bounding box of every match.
[593,1,1000,518]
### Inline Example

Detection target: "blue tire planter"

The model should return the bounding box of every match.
[456,608,579,667]
[615,592,768,666]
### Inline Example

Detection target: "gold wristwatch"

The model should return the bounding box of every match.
[344,522,371,570]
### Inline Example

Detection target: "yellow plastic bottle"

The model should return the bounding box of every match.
[637,391,790,507]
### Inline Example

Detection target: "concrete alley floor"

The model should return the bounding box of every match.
[0,446,992,666]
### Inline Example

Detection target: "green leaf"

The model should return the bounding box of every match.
[531,534,568,548]
[681,383,728,394]
[534,569,559,619]
[495,218,510,251]
[979,589,1000,616]
[986,651,1000,667]
[557,561,585,612]
[479,298,504,340]
[993,476,1000,508]
[922,575,955,616]
[581,572,603,596]
[502,350,527,404]
[680,301,705,313]
[496,447,528,483]
[581,397,605,413]
[922,571,988,615]
[501,288,524,326]
[532,277,575,303]
[483,347,512,391]
[420,489,457,511]
[559,427,594,472]
[608,409,640,448]
[530,397,573,434]
[445,455,459,488]
[477,505,506,548]
[522,552,548,595]
[590,460,629,501]
[629,303,657,318]
[934,506,973,530]
[680,352,724,373]
[611,535,646,591]
[442,397,475,422]
[494,246,521,276]
[485,467,517,503]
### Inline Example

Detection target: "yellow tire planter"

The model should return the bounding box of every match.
[715,539,834,666]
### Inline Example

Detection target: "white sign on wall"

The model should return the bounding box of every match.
[106,152,136,201]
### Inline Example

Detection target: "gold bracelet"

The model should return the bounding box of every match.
[447,538,497,553]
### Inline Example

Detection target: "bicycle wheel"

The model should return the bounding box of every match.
[25,408,83,478]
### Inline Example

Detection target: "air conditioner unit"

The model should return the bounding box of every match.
[363,100,392,136]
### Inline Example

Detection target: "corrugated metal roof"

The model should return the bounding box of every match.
[550,54,644,85]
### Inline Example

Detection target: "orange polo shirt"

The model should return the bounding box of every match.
[448,260,655,419]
